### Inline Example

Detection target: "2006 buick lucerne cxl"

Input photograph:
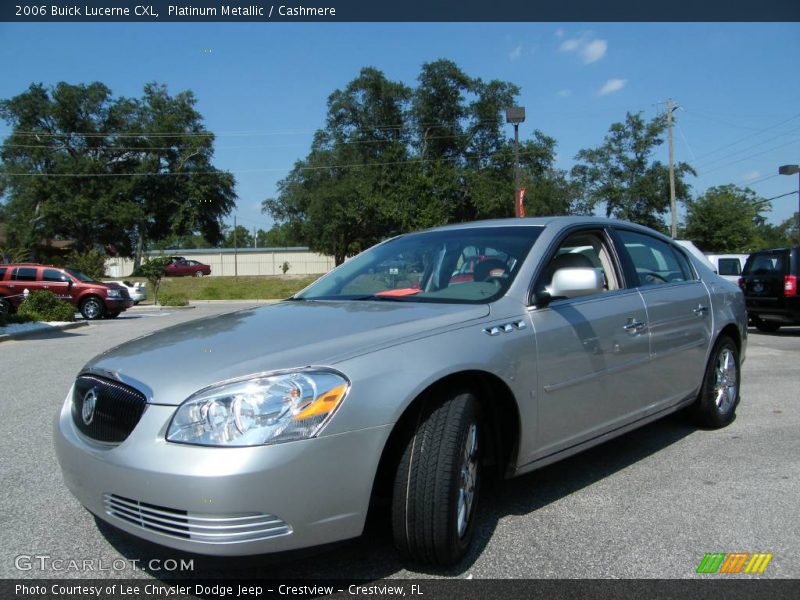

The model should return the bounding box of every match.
[55,217,746,566]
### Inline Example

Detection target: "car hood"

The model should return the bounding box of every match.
[83,300,490,405]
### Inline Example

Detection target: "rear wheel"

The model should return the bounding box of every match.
[690,336,740,428]
[753,316,781,333]
[391,390,481,566]
[79,297,104,320]
[0,297,10,315]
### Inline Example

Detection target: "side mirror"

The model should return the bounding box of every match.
[546,267,604,300]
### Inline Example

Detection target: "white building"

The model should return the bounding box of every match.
[105,247,335,278]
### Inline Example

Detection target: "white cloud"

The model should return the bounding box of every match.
[559,33,608,64]
[556,89,572,97]
[598,79,627,96]
[741,170,761,181]
[509,45,522,61]
[559,37,582,52]
[582,39,607,64]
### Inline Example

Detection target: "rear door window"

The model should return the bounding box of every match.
[616,230,694,286]
[11,267,37,281]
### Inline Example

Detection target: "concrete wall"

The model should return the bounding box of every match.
[105,248,335,278]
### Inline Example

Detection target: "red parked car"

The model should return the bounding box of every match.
[163,258,211,277]
[0,264,133,320]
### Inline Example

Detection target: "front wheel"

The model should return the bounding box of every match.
[690,336,740,428]
[80,297,105,320]
[391,390,481,566]
[194,271,204,277]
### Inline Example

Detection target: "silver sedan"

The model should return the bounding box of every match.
[54,217,746,566]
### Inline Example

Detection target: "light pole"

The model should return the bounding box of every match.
[778,164,800,244]
[505,107,526,217]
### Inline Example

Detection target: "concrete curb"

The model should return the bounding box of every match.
[0,320,89,343]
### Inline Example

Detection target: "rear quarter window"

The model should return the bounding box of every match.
[0,267,7,280]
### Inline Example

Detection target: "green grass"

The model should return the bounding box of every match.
[112,275,322,302]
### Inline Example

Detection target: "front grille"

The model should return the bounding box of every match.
[72,375,147,443]
[104,494,292,543]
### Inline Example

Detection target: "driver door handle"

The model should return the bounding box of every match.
[623,318,647,334]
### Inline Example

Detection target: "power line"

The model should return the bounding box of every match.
[699,138,800,176]
[693,125,800,171]
[684,111,800,161]
[0,147,545,178]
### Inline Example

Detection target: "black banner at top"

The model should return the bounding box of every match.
[1,0,799,22]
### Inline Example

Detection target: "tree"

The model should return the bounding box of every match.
[683,185,770,253]
[262,61,579,264]
[220,224,253,248]
[571,112,695,230]
[0,82,236,263]
[138,256,172,305]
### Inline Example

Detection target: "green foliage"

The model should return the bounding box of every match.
[683,185,771,253]
[0,312,33,328]
[0,246,30,263]
[159,275,318,300]
[280,261,291,274]
[221,224,254,248]
[157,292,188,307]
[17,290,75,322]
[66,249,107,279]
[0,82,236,258]
[137,256,172,304]
[256,223,304,248]
[571,112,695,229]
[262,61,577,265]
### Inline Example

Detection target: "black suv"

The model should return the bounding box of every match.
[739,247,799,332]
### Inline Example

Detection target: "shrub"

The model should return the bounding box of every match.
[158,292,189,307]
[0,313,33,328]
[281,261,291,274]
[67,249,107,279]
[17,291,76,322]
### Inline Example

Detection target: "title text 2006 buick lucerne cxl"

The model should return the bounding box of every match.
[55,217,746,566]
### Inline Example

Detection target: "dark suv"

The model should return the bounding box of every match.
[738,247,800,332]
[0,264,133,320]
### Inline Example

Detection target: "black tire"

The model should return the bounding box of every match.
[79,297,105,320]
[753,316,781,333]
[690,336,740,428]
[391,390,481,566]
[194,270,204,277]
[0,297,10,315]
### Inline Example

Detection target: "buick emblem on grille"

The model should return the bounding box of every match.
[82,388,98,425]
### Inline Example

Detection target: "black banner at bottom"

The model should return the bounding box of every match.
[4,579,800,600]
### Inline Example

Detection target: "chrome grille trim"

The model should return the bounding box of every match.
[103,494,292,543]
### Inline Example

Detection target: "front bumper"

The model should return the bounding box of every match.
[54,390,391,556]
[104,297,134,311]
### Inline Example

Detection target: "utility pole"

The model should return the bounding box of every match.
[233,215,238,277]
[253,226,257,249]
[666,99,678,239]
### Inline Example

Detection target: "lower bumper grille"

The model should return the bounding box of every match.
[103,494,292,544]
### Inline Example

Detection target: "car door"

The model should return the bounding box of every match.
[528,228,652,458]
[41,268,73,302]
[614,228,712,410]
[7,266,41,307]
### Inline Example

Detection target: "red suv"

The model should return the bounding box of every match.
[0,264,134,320]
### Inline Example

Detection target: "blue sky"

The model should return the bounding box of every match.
[1,22,798,232]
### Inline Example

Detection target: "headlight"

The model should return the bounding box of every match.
[107,288,122,298]
[166,370,349,447]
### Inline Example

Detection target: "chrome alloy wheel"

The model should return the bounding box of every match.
[457,422,478,538]
[714,347,738,413]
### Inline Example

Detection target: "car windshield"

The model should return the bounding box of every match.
[296,226,543,304]
[64,268,98,283]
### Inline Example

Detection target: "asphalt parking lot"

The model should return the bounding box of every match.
[0,304,797,580]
